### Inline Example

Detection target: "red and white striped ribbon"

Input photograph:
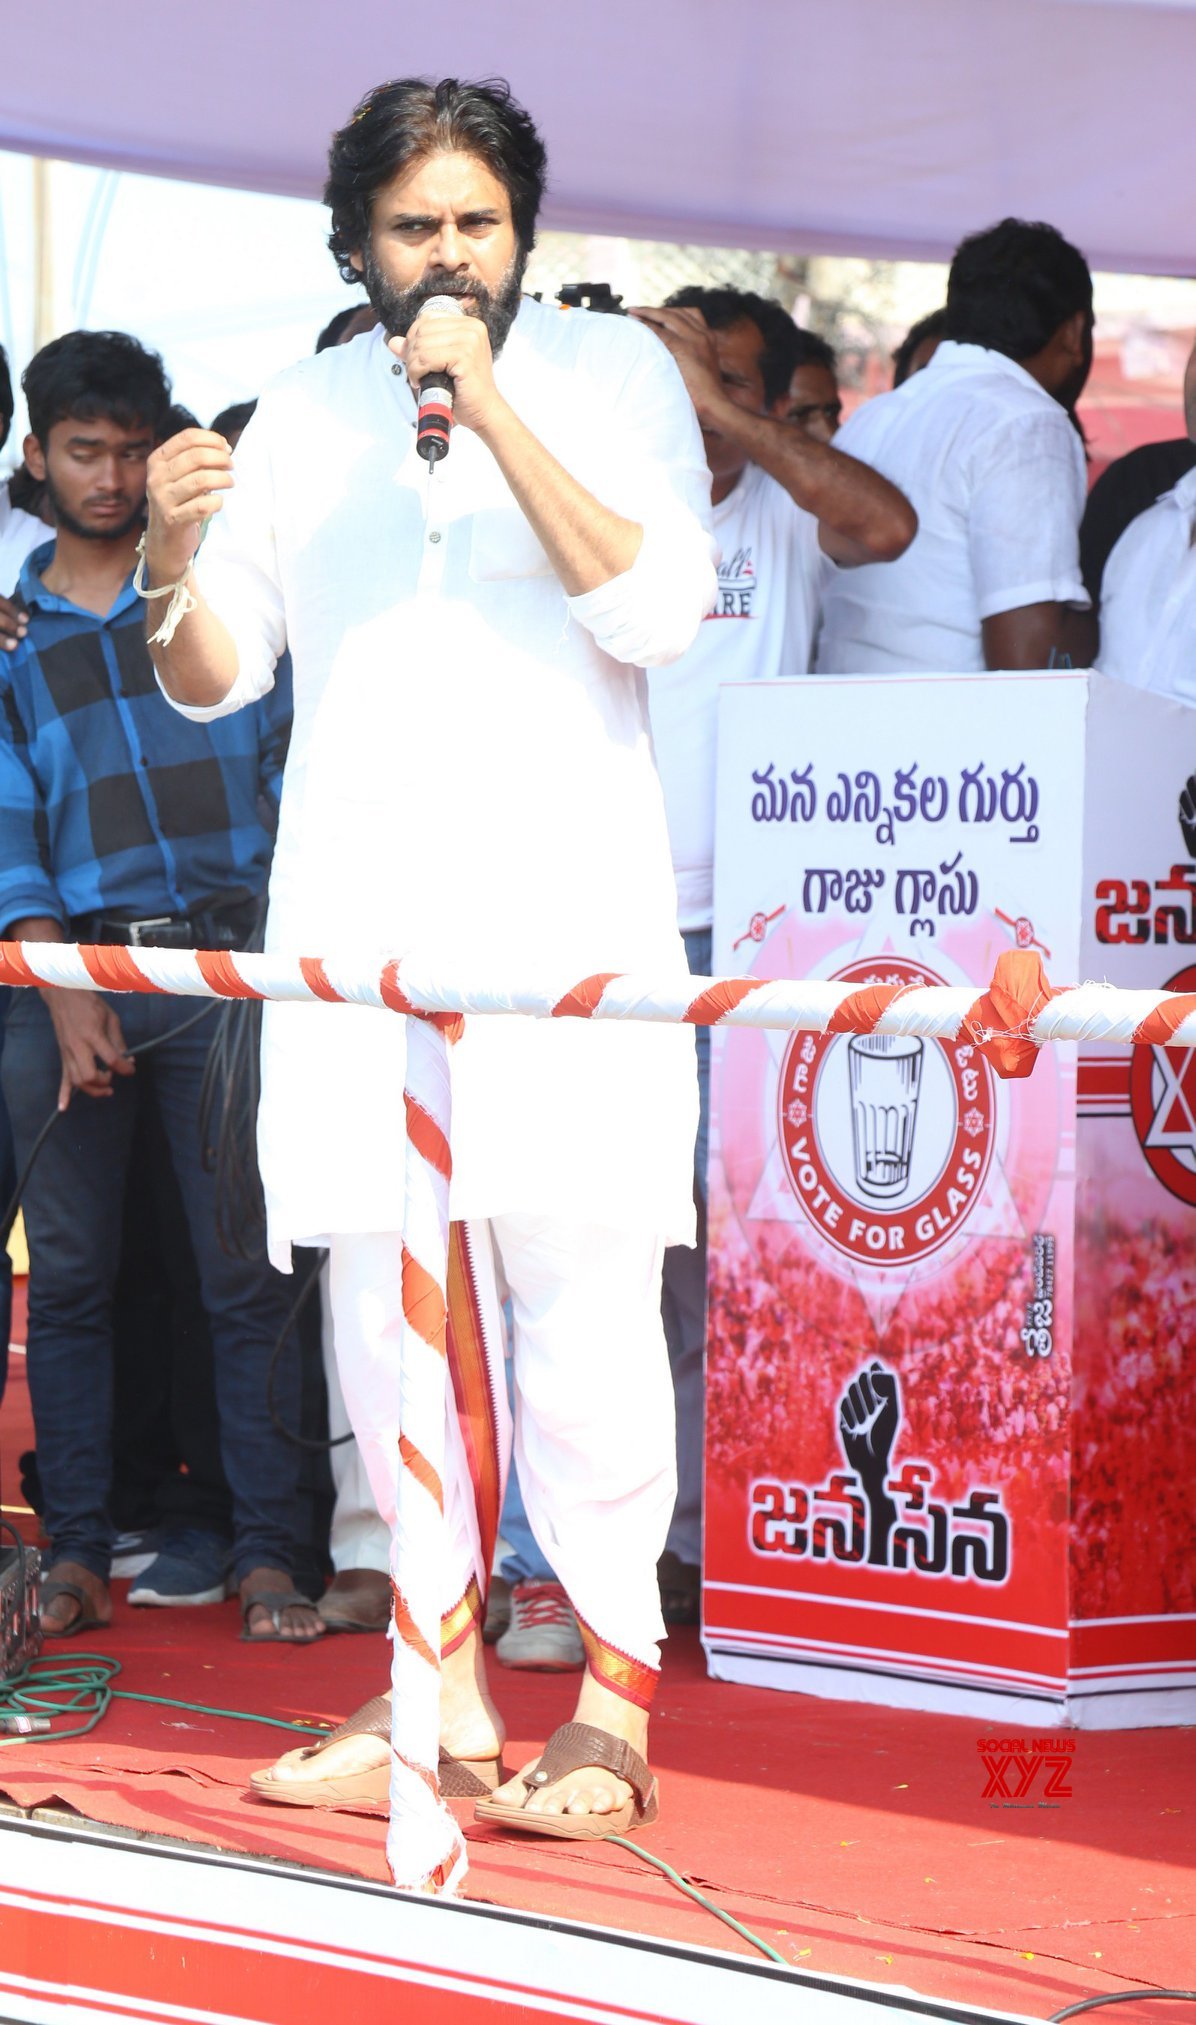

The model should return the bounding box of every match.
[4,942,1196,1056]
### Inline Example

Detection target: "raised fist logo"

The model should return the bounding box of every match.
[839,1360,900,1565]
[1179,775,1196,861]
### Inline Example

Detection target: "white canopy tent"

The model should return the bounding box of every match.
[1,0,1195,273]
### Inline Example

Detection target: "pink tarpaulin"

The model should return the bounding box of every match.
[1,0,1195,271]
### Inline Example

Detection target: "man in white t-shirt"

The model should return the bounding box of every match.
[816,218,1097,676]
[629,286,916,1613]
[1098,339,1196,704]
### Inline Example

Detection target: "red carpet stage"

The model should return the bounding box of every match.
[0,1311,1193,2022]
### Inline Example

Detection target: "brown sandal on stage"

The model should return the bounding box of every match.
[474,1720,659,1841]
[249,1693,505,1810]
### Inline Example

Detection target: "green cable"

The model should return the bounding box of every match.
[0,1653,333,1746]
[607,1834,788,1966]
[0,1658,785,1967]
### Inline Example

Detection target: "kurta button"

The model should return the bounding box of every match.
[428,530,441,544]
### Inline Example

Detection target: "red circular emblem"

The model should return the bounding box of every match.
[777,954,996,1267]
[1129,961,1196,1208]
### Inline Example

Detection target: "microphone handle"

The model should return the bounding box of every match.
[416,368,454,465]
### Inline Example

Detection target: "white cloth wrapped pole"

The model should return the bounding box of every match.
[387,1012,466,1895]
[4,942,1196,1051]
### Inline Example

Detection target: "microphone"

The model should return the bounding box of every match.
[412,294,466,465]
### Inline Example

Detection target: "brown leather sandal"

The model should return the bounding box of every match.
[249,1693,504,1811]
[474,1719,659,1840]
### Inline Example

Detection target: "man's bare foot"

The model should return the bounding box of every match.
[439,1623,506,1764]
[489,1672,648,1820]
[40,1560,112,1638]
[253,1622,505,1791]
[240,1567,324,1643]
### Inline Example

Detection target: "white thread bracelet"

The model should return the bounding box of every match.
[133,532,198,646]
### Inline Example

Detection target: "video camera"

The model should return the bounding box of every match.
[554,283,627,316]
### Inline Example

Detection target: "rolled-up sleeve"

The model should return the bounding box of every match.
[968,410,1090,620]
[566,325,717,667]
[160,398,288,724]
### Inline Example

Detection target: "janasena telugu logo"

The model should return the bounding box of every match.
[777,954,996,1267]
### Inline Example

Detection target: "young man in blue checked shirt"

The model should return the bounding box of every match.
[0,330,317,1644]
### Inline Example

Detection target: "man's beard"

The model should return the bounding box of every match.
[359,244,528,359]
[46,473,145,543]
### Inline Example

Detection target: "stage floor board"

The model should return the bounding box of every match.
[1,1310,1193,2021]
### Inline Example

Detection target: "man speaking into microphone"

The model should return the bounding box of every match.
[144,78,715,1848]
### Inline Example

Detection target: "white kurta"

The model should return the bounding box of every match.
[169,301,716,1268]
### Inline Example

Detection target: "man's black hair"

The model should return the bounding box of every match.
[945,219,1092,361]
[789,327,837,375]
[664,286,800,408]
[316,305,363,351]
[22,330,173,446]
[325,76,548,282]
[210,399,257,440]
[0,343,12,453]
[892,307,947,387]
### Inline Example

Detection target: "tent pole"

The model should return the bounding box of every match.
[32,158,55,350]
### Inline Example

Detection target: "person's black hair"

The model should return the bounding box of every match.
[945,219,1092,361]
[316,306,362,351]
[22,330,173,446]
[892,307,947,387]
[7,463,46,516]
[210,399,257,440]
[325,76,548,283]
[0,344,12,453]
[789,327,837,375]
[664,286,800,407]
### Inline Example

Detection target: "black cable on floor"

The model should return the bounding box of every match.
[1050,1995,1196,2020]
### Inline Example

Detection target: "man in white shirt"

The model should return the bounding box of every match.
[816,218,1097,675]
[145,77,716,1856]
[628,287,916,1613]
[0,346,48,604]
[1098,338,1196,703]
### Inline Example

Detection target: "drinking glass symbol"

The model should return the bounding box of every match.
[847,1034,925,1198]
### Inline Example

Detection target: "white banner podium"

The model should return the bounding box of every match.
[704,669,1196,1730]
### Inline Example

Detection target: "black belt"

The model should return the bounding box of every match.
[69,899,260,950]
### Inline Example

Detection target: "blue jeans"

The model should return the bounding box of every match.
[1,987,302,1584]
[661,926,710,1566]
[497,1304,554,1586]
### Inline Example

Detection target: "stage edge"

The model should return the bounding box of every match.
[0,1812,1041,2025]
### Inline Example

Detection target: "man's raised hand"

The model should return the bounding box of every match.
[628,305,728,425]
[144,428,235,585]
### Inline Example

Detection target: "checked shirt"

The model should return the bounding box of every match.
[0,541,291,934]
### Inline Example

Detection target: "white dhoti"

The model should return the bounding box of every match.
[329,1215,673,1702]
